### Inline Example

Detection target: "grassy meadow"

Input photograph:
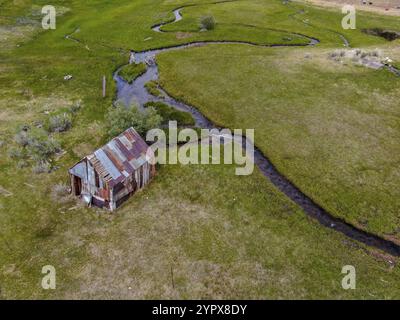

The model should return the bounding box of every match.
[158,44,400,239]
[0,0,399,299]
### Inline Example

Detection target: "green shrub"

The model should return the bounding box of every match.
[144,101,195,126]
[119,62,147,83]
[14,131,31,147]
[10,127,61,168]
[23,128,61,162]
[28,138,60,162]
[329,49,346,60]
[16,160,29,169]
[371,49,382,57]
[106,102,162,138]
[51,183,72,203]
[200,15,215,30]
[10,126,62,168]
[32,160,52,174]
[362,28,400,41]
[69,100,82,114]
[8,147,25,160]
[47,112,72,133]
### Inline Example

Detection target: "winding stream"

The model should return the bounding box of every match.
[112,4,400,256]
[152,8,183,33]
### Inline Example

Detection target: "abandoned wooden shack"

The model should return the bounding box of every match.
[68,127,155,211]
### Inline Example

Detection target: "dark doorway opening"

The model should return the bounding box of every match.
[74,176,82,196]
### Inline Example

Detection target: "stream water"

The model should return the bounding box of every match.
[152,8,183,33]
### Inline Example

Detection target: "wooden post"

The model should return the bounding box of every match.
[170,265,175,289]
[102,75,106,98]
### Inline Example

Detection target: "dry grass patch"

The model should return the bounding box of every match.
[72,142,94,158]
[298,0,400,16]
[272,48,370,74]
[176,31,194,39]
[0,25,37,50]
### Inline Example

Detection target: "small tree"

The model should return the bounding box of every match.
[47,113,72,133]
[200,15,215,31]
[106,102,162,139]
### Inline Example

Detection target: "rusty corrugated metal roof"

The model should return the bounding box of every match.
[89,128,151,188]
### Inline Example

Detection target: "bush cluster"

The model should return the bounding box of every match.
[8,100,81,173]
[9,127,61,173]
[106,102,162,139]
[47,113,72,133]
[200,15,216,31]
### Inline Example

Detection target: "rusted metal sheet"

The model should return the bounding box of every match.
[92,196,105,208]
[94,149,121,180]
[115,138,134,161]
[68,160,87,181]
[122,160,134,174]
[108,140,127,162]
[119,135,132,150]
[103,145,125,172]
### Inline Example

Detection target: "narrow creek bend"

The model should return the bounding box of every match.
[111,4,400,256]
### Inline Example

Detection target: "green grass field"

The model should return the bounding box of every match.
[1,0,400,299]
[158,44,400,239]
[119,62,147,83]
